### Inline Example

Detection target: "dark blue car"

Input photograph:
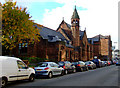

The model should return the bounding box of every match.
[116,60,120,66]
[92,59,102,68]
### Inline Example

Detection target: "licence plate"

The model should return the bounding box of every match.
[36,69,42,71]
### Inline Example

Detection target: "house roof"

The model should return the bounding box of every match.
[80,31,84,40]
[34,24,66,42]
[65,22,71,29]
[93,34,110,39]
[92,37,100,42]
[65,43,74,48]
[61,28,72,40]
[57,20,71,31]
[87,37,100,44]
[57,20,72,41]
[34,24,73,48]
[87,38,92,44]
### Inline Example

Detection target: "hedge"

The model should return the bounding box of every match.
[20,57,49,63]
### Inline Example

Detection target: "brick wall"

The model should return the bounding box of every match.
[100,39,109,55]
[93,41,101,59]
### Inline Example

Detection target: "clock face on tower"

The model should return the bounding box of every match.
[76,21,78,23]
[72,20,79,26]
[73,21,75,24]
[76,21,78,25]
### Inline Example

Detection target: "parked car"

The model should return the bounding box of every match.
[103,61,108,66]
[92,59,102,68]
[101,61,106,67]
[113,60,117,64]
[107,61,111,66]
[116,62,120,66]
[116,59,120,66]
[0,56,35,88]
[72,61,88,72]
[34,62,64,78]
[58,61,76,74]
[85,61,96,69]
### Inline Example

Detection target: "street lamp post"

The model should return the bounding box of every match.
[113,42,117,59]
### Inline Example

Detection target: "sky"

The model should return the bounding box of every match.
[1,0,120,49]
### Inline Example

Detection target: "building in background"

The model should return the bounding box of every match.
[10,6,112,61]
[90,35,112,61]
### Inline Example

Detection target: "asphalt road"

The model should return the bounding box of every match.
[7,65,119,88]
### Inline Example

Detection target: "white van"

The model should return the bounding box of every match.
[0,56,35,87]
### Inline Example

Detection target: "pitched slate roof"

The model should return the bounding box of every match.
[92,37,100,42]
[57,20,72,41]
[65,22,71,29]
[65,43,74,48]
[61,28,72,40]
[34,24,66,42]
[80,31,84,40]
[92,34,110,39]
[34,24,73,48]
[87,36,100,44]
[87,38,92,44]
[57,20,71,31]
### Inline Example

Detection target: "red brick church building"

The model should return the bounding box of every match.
[10,6,112,61]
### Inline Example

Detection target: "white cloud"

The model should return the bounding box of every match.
[42,2,74,29]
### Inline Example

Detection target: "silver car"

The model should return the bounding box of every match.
[34,62,64,78]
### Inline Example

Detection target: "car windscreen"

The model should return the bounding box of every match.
[85,62,90,65]
[35,63,48,67]
[72,62,79,65]
[58,62,64,65]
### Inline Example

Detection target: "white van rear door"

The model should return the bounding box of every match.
[4,58,18,81]
[17,60,29,80]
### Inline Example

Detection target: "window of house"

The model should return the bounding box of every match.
[66,50,69,58]
[19,43,28,54]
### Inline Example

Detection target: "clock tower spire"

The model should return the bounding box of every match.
[71,6,80,47]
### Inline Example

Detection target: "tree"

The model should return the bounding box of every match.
[2,0,41,55]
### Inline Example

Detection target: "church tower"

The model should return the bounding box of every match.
[71,6,80,47]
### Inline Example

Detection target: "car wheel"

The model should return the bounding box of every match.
[29,74,35,82]
[48,72,53,78]
[61,70,64,76]
[91,66,93,69]
[80,68,83,72]
[73,69,76,73]
[86,67,88,71]
[2,78,7,88]
[64,70,68,75]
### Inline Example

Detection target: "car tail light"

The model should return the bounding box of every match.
[88,64,90,66]
[77,64,80,66]
[44,67,49,70]
[63,65,65,69]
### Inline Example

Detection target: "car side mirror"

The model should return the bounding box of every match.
[25,66,28,69]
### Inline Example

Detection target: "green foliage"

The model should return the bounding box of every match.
[2,0,41,51]
[20,57,49,63]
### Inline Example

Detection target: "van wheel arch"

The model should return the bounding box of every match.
[2,77,8,87]
[29,73,35,82]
